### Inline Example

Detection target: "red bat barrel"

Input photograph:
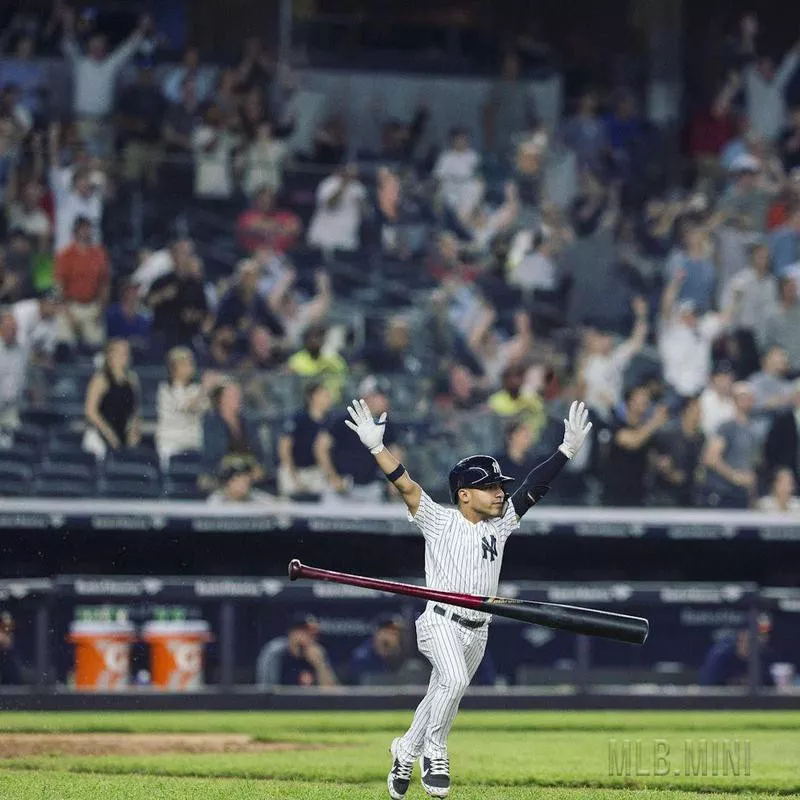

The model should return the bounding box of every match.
[287,560,648,645]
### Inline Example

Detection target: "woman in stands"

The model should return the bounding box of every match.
[83,338,141,458]
[155,347,210,468]
[758,468,800,513]
[199,379,267,493]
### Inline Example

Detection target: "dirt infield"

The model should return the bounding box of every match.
[0,733,320,758]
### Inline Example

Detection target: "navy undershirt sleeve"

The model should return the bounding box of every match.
[510,449,569,518]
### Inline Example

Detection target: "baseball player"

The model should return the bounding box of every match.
[344,397,592,798]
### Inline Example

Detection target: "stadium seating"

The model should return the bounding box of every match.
[101,481,162,499]
[13,424,47,450]
[43,444,97,471]
[108,447,161,467]
[48,427,87,451]
[0,462,33,494]
[3,442,40,465]
[163,475,205,500]
[38,463,94,484]
[18,408,69,430]
[33,477,94,497]
[0,479,30,496]
[167,451,203,472]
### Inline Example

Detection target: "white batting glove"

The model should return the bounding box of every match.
[344,398,387,455]
[559,400,592,459]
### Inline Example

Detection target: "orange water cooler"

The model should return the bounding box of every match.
[67,620,137,691]
[142,620,213,690]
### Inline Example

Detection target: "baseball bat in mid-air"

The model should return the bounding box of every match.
[287,560,648,645]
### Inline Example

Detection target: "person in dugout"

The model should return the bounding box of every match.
[255,612,338,688]
[0,611,23,686]
[698,613,776,687]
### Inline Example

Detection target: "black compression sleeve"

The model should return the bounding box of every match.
[510,449,569,518]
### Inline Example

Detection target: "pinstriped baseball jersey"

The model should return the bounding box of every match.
[407,490,520,623]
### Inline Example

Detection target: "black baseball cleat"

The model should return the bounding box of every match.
[419,754,450,797]
[387,737,413,799]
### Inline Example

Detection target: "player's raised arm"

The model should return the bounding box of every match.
[344,398,423,515]
[509,400,593,520]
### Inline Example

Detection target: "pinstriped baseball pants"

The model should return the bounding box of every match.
[396,610,488,761]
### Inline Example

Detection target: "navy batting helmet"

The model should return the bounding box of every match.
[448,455,515,504]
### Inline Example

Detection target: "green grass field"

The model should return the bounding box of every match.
[0,710,797,799]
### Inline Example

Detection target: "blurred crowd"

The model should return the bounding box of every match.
[0,6,800,510]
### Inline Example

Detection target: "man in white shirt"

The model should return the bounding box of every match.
[741,18,800,142]
[191,107,239,199]
[433,127,481,214]
[507,226,559,292]
[307,164,367,252]
[240,122,287,197]
[581,297,648,420]
[714,220,759,308]
[659,268,732,398]
[720,240,779,346]
[0,312,27,430]
[700,362,736,437]
[12,290,61,363]
[6,180,51,251]
[50,165,103,254]
[60,8,148,154]
[49,123,104,252]
[749,345,795,412]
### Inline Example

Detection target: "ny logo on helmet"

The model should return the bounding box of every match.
[481,534,498,562]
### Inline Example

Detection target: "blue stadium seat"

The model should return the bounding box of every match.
[101,460,161,500]
[0,461,33,482]
[137,371,166,406]
[48,373,85,404]
[49,427,86,450]
[0,461,32,495]
[0,478,29,496]
[39,463,94,483]
[44,443,97,470]
[19,407,68,429]
[167,451,202,480]
[1,442,39,464]
[168,450,202,469]
[104,462,160,483]
[13,423,47,449]
[48,400,86,421]
[139,431,157,450]
[107,447,160,469]
[33,478,95,498]
[101,480,161,499]
[163,476,205,500]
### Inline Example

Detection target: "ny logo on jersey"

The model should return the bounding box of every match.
[481,534,498,562]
